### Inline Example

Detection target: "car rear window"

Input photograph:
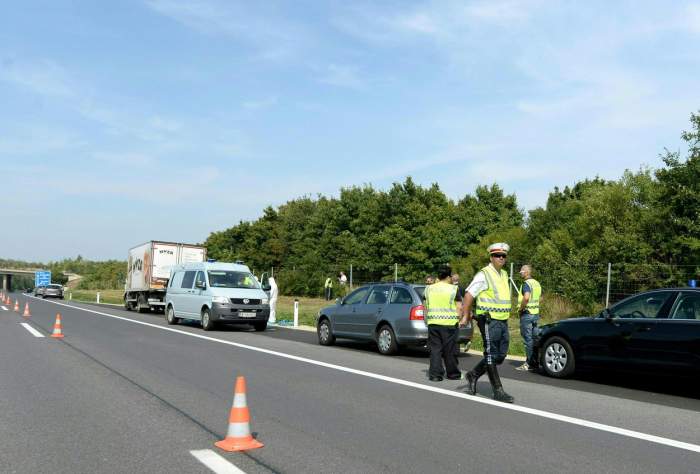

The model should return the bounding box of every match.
[48,284,62,289]
[413,286,426,300]
[390,287,413,304]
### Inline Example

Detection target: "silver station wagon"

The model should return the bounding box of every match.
[316,282,473,355]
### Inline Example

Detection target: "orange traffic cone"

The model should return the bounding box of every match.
[51,313,65,338]
[14,299,19,312]
[23,303,31,318]
[215,376,264,452]
[4,295,9,305]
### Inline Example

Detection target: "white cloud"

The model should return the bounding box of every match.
[144,0,309,61]
[243,96,278,110]
[317,64,364,89]
[0,58,76,98]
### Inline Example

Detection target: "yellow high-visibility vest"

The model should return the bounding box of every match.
[425,281,459,326]
[518,278,541,315]
[475,265,511,320]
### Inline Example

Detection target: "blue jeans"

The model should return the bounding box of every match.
[520,313,539,365]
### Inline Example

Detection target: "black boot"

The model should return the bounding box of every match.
[465,360,486,395]
[486,365,514,403]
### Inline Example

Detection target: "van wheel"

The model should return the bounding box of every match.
[201,308,215,331]
[376,324,398,355]
[253,321,267,332]
[166,306,179,325]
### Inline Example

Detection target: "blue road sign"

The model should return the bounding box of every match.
[35,271,51,287]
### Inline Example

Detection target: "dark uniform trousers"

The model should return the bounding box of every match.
[471,317,510,377]
[428,324,460,378]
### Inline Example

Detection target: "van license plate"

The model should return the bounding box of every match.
[239,312,256,318]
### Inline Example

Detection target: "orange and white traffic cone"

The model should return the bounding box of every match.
[215,376,264,452]
[23,302,31,318]
[51,313,65,338]
[4,295,9,305]
[14,299,19,312]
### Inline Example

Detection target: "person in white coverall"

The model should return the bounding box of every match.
[268,276,279,324]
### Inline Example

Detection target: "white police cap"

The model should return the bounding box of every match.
[487,242,510,255]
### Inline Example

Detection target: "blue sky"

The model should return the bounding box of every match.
[1,0,699,261]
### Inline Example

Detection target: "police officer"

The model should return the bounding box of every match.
[460,243,514,403]
[424,265,462,381]
[324,276,333,301]
[516,265,541,371]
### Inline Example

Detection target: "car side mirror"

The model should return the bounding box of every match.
[195,281,206,289]
[336,297,343,305]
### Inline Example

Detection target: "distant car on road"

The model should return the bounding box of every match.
[42,284,64,299]
[535,288,700,378]
[316,282,473,355]
[34,286,46,297]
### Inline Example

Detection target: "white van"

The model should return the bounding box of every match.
[165,261,271,331]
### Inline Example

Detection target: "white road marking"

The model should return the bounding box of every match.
[1,306,8,311]
[30,296,700,455]
[20,322,45,338]
[190,449,246,474]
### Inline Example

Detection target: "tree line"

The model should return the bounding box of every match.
[4,113,700,309]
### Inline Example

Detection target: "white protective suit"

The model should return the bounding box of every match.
[268,276,278,324]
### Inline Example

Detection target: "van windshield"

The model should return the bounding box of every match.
[208,271,259,289]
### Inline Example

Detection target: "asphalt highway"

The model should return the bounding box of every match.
[1,292,698,473]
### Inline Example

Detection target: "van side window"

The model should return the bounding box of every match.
[181,271,196,289]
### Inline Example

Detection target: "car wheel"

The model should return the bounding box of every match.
[166,305,179,325]
[376,324,398,355]
[541,336,575,378]
[253,321,267,332]
[317,318,335,346]
[201,307,215,331]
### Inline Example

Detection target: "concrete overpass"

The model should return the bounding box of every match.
[0,268,83,291]
[0,268,40,292]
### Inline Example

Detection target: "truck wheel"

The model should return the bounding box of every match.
[124,296,132,311]
[137,295,150,313]
[201,308,215,331]
[166,305,180,325]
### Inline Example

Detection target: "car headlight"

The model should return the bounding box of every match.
[212,296,229,304]
[262,298,269,304]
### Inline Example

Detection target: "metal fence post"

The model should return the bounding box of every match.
[394,263,398,282]
[606,262,612,307]
[350,264,353,289]
[293,299,299,328]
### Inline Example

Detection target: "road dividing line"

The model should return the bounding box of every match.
[31,296,700,455]
[1,305,8,311]
[20,323,45,338]
[190,449,246,474]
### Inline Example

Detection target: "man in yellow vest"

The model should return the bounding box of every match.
[460,243,514,403]
[324,276,333,301]
[424,265,462,381]
[517,265,542,372]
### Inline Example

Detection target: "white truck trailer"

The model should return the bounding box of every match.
[124,241,207,313]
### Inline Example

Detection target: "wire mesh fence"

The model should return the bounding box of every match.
[253,262,700,307]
